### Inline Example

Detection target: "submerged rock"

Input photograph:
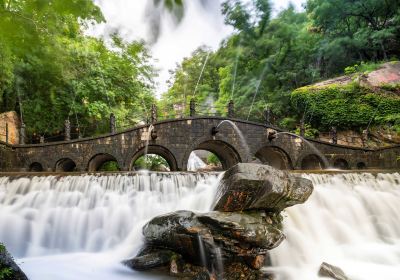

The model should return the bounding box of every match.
[213,163,313,212]
[318,262,349,280]
[0,244,28,280]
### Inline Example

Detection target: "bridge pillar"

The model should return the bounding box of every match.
[40,136,44,144]
[190,99,196,117]
[151,104,158,123]
[5,123,8,144]
[264,108,271,126]
[228,100,234,118]
[331,126,337,144]
[362,129,369,146]
[110,113,116,134]
[300,117,305,137]
[64,119,71,141]
[19,122,26,145]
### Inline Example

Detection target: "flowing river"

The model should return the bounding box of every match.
[0,171,399,279]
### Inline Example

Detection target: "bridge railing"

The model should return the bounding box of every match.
[17,99,350,146]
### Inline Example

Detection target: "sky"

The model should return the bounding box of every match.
[90,0,305,96]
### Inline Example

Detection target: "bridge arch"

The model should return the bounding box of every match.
[300,154,326,170]
[333,158,350,170]
[255,146,293,170]
[88,153,121,172]
[29,162,44,172]
[183,139,241,171]
[130,145,178,171]
[356,162,367,169]
[55,158,77,172]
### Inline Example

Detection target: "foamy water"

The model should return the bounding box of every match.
[0,172,399,279]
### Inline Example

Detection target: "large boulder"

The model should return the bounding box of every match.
[213,163,313,212]
[0,244,28,280]
[141,210,284,265]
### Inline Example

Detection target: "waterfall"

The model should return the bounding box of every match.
[0,172,399,279]
[188,152,207,171]
[0,173,221,280]
[268,172,400,280]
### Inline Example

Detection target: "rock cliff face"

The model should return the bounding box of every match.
[124,164,314,279]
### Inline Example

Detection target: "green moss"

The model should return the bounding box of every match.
[380,83,400,93]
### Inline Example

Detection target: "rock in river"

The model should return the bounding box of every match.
[213,163,313,212]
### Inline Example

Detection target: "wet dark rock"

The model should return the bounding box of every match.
[213,163,313,212]
[0,244,28,280]
[142,210,284,265]
[123,247,177,271]
[318,262,349,280]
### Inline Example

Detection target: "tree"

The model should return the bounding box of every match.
[0,0,156,140]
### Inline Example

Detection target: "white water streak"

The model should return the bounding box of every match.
[268,172,400,280]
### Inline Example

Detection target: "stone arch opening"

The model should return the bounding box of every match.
[131,145,178,171]
[188,150,222,172]
[333,158,350,170]
[188,140,241,171]
[55,158,76,172]
[88,153,120,172]
[29,162,43,172]
[255,146,293,170]
[357,162,367,170]
[301,154,325,170]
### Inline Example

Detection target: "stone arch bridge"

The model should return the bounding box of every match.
[0,117,399,172]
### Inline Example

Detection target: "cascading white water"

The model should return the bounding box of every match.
[0,173,222,280]
[1,171,399,279]
[267,172,400,280]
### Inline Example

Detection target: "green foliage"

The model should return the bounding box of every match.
[0,0,155,139]
[133,155,170,171]
[98,161,120,172]
[345,62,383,75]
[0,267,13,280]
[291,83,400,130]
[344,65,358,75]
[206,153,221,166]
[162,0,399,133]
[294,124,319,138]
[0,243,13,280]
[279,117,297,130]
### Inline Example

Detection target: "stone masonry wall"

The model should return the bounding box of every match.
[0,111,20,145]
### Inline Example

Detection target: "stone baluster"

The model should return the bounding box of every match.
[264,108,271,126]
[228,100,235,118]
[151,104,158,123]
[110,113,116,134]
[19,122,26,145]
[331,126,337,144]
[190,99,196,117]
[64,119,71,141]
[40,136,45,144]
